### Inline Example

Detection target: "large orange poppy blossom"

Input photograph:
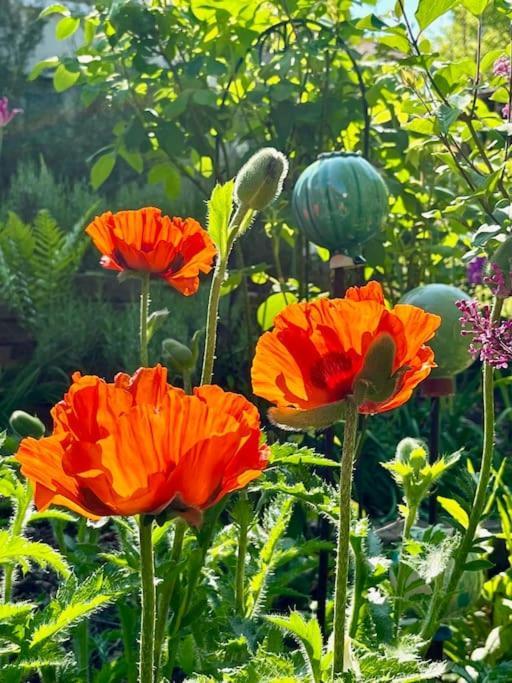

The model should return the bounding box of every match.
[16,366,268,524]
[251,281,441,429]
[86,207,217,296]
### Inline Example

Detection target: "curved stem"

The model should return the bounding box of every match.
[138,515,155,683]
[332,398,359,677]
[153,520,186,680]
[140,273,151,367]
[420,298,503,643]
[200,203,250,385]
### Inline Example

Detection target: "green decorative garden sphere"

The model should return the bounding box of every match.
[292,151,389,255]
[400,284,474,379]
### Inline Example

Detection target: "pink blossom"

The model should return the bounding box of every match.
[456,299,512,369]
[493,55,511,78]
[503,103,510,120]
[0,97,23,128]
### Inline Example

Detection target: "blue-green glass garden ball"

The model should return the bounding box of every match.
[400,284,474,379]
[292,151,389,255]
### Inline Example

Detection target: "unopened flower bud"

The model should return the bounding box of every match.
[162,338,194,373]
[396,437,428,465]
[234,147,289,210]
[409,446,427,474]
[9,410,45,439]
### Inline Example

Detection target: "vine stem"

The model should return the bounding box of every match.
[139,515,156,683]
[140,272,151,367]
[200,203,250,385]
[420,297,504,643]
[332,398,359,677]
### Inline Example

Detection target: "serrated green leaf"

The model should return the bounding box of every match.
[0,531,70,578]
[438,496,469,529]
[267,611,322,683]
[0,602,35,621]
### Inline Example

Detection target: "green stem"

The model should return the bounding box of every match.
[420,298,504,643]
[348,538,366,639]
[140,273,151,367]
[235,493,249,616]
[332,398,359,678]
[393,503,418,635]
[182,369,192,395]
[200,203,250,385]
[139,515,156,683]
[119,603,137,683]
[153,520,186,680]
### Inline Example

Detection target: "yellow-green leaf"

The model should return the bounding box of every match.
[438,496,469,529]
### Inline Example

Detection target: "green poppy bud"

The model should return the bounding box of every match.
[9,410,45,439]
[162,338,195,373]
[234,147,289,210]
[396,437,428,465]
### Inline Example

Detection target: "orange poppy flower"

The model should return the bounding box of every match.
[251,281,441,429]
[85,207,217,296]
[16,366,268,524]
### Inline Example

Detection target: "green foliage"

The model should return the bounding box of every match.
[0,210,88,331]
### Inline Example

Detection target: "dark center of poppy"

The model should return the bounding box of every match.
[165,253,185,274]
[310,351,355,400]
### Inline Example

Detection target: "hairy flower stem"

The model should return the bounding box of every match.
[235,492,250,615]
[140,273,151,367]
[153,520,186,680]
[348,538,366,639]
[393,503,418,636]
[201,203,250,385]
[139,515,156,683]
[332,398,359,677]
[420,298,503,644]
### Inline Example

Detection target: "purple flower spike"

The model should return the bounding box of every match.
[483,262,512,299]
[503,103,510,120]
[467,256,487,286]
[456,299,512,369]
[494,55,511,78]
[0,97,23,128]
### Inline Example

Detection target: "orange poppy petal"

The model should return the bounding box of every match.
[392,304,441,362]
[345,281,385,304]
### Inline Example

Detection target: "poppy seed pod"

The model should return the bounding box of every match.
[400,284,474,380]
[234,148,289,210]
